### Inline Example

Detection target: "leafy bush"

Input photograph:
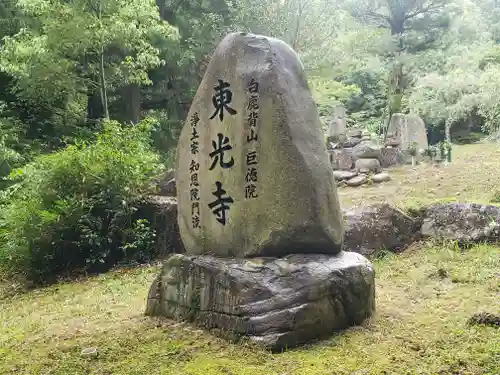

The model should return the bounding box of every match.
[309,77,360,129]
[0,119,164,284]
[146,109,181,168]
[0,103,26,189]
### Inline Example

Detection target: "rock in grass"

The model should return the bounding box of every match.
[346,175,368,187]
[333,170,357,181]
[80,347,98,358]
[467,313,500,327]
[371,172,391,183]
[355,158,382,174]
[342,204,421,257]
[421,203,500,244]
[145,252,375,352]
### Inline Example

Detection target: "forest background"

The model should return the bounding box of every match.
[1,0,499,284]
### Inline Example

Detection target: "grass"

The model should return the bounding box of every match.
[1,143,500,375]
[338,142,500,208]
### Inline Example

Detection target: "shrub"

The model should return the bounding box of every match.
[0,119,164,284]
[0,106,26,190]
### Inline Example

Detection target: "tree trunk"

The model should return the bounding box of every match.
[383,28,405,141]
[98,0,109,120]
[117,83,141,124]
[383,110,393,142]
[87,89,104,123]
[445,121,451,142]
[98,47,109,120]
[291,1,302,50]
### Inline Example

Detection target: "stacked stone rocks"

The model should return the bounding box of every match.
[327,129,398,187]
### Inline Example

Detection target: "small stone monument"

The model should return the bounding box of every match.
[387,113,428,151]
[327,105,347,143]
[145,32,375,352]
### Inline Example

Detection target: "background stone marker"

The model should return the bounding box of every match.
[176,32,344,257]
[388,113,429,151]
[327,105,347,141]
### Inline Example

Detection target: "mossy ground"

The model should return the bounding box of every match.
[1,143,499,375]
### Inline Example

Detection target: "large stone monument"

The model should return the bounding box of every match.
[145,32,375,352]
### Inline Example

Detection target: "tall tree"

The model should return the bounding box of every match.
[233,0,341,60]
[343,0,452,138]
[0,0,179,126]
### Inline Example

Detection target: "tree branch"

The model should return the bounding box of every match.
[404,0,447,21]
[359,9,392,29]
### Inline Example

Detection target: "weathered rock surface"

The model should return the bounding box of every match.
[342,204,422,257]
[343,137,362,148]
[352,141,382,161]
[371,172,391,183]
[384,138,400,147]
[355,158,382,174]
[348,129,363,138]
[160,178,176,197]
[327,142,337,151]
[327,106,347,139]
[327,135,346,145]
[380,147,404,168]
[176,32,343,257]
[139,199,500,261]
[333,170,358,181]
[346,175,368,187]
[138,196,185,256]
[145,251,375,352]
[421,203,500,244]
[156,169,176,196]
[330,149,354,170]
[388,113,428,151]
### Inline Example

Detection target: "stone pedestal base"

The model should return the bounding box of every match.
[145,252,375,352]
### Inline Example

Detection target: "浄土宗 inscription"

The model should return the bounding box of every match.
[148,32,375,352]
[175,33,344,258]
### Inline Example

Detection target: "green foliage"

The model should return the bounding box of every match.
[409,46,500,136]
[0,119,164,284]
[342,68,388,129]
[146,109,180,167]
[233,0,341,56]
[408,141,418,157]
[2,0,500,288]
[0,0,180,147]
[309,77,360,127]
[0,0,179,97]
[0,104,24,186]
